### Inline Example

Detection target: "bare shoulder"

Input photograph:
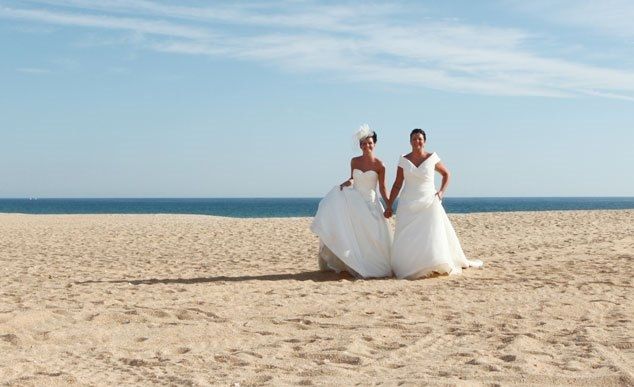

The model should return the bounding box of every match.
[373,158,386,171]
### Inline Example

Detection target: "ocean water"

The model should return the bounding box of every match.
[0,197,632,218]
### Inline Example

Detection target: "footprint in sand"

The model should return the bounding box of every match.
[297,352,361,365]
[0,333,19,346]
[499,354,517,362]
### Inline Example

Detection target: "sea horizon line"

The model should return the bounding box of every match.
[1,196,633,200]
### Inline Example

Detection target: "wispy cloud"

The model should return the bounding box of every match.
[17,67,51,74]
[0,5,213,39]
[510,0,634,39]
[18,0,398,32]
[2,1,634,100]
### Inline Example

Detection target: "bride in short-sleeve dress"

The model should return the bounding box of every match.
[386,129,483,279]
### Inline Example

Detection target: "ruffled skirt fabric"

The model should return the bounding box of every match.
[311,186,392,278]
[391,192,482,279]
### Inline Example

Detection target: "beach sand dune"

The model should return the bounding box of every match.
[0,210,632,385]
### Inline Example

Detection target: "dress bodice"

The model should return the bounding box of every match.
[398,153,440,199]
[352,169,378,203]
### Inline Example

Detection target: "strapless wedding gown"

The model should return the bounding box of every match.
[391,153,483,279]
[311,169,392,278]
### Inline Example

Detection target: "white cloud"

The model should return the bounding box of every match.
[2,1,634,99]
[19,0,398,32]
[0,6,213,39]
[509,0,634,39]
[17,67,51,74]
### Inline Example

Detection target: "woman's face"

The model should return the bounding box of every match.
[359,137,375,153]
[410,133,425,150]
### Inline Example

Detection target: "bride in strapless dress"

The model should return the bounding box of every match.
[310,125,392,278]
[385,129,483,279]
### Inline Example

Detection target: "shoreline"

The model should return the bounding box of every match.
[0,207,633,218]
[1,197,633,219]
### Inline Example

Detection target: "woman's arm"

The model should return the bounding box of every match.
[385,167,404,217]
[435,162,450,200]
[377,162,389,205]
[340,159,355,190]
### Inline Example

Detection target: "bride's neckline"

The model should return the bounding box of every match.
[353,168,378,175]
[402,152,435,168]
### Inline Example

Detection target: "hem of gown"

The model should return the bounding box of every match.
[319,257,389,279]
[312,228,392,279]
[398,258,483,280]
[317,241,364,279]
[399,263,460,280]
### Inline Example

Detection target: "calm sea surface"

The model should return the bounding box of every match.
[0,197,632,218]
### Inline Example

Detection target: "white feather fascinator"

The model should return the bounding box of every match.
[355,123,374,141]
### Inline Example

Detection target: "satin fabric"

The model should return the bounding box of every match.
[311,169,393,278]
[391,153,483,279]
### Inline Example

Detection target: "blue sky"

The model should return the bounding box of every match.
[1,0,633,197]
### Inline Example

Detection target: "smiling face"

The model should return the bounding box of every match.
[359,136,376,154]
[410,132,425,151]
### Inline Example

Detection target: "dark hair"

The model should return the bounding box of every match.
[360,131,378,144]
[410,128,426,141]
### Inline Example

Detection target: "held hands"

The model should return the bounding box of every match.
[384,206,393,219]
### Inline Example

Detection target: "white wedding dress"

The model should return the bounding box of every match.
[391,153,483,279]
[311,169,392,278]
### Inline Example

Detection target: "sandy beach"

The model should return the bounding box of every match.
[0,210,632,386]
